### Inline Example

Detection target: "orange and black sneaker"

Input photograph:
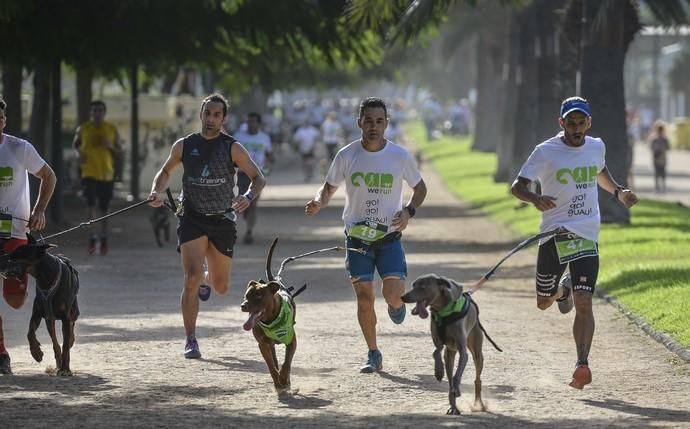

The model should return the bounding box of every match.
[569,364,592,389]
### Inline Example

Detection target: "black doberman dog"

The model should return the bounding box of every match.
[0,234,80,376]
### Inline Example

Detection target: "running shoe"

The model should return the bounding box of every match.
[198,264,211,302]
[557,273,574,314]
[198,285,212,302]
[0,352,12,375]
[184,337,201,359]
[388,304,406,324]
[569,364,592,389]
[360,349,383,373]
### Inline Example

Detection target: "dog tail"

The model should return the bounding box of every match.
[470,299,503,352]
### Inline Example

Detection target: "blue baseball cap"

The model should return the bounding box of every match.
[560,98,591,118]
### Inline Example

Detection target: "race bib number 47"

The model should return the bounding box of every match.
[348,221,387,243]
[555,234,597,264]
[0,213,12,239]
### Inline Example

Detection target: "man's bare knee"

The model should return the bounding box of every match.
[212,280,229,295]
[183,272,204,291]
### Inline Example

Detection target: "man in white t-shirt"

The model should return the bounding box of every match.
[0,97,56,374]
[292,121,320,182]
[234,112,274,244]
[511,96,637,390]
[305,97,427,373]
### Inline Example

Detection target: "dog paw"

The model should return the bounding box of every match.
[446,406,461,415]
[434,370,443,382]
[56,368,73,377]
[471,399,487,412]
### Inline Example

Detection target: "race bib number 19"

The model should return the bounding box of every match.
[555,234,597,264]
[0,213,12,239]
[348,221,387,243]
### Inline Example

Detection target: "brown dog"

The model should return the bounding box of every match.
[240,238,298,394]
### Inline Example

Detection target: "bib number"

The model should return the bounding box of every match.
[0,213,12,239]
[348,221,387,244]
[555,234,597,264]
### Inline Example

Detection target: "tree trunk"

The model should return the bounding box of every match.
[472,26,506,152]
[29,64,51,157]
[50,60,63,224]
[581,0,638,224]
[472,6,508,153]
[130,63,140,200]
[494,10,521,182]
[76,66,93,126]
[2,63,23,136]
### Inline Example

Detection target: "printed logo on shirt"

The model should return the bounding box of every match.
[201,165,210,178]
[190,148,200,156]
[351,171,393,194]
[556,165,597,189]
[0,166,13,187]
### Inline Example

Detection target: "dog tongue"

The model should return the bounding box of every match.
[243,311,263,331]
[416,302,429,319]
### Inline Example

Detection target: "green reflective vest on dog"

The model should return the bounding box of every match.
[258,290,295,345]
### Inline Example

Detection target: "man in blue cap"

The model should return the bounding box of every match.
[510,96,638,389]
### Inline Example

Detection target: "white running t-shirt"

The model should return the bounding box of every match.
[0,134,47,238]
[325,139,422,232]
[517,133,606,242]
[234,130,272,169]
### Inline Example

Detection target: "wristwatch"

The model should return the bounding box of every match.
[614,186,626,200]
[244,191,255,201]
[405,205,416,218]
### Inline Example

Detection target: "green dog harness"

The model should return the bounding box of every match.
[258,290,295,345]
[432,294,471,340]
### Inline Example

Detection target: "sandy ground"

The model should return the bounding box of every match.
[1,149,690,429]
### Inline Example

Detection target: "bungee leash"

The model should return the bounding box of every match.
[467,228,563,295]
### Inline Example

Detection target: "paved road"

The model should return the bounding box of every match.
[1,147,689,428]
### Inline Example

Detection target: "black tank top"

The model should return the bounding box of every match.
[181,132,236,214]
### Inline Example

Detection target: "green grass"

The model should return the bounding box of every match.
[408,123,690,348]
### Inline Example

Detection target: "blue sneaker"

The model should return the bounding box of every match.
[198,264,211,301]
[388,304,406,324]
[198,285,212,302]
[360,349,383,373]
[184,337,201,359]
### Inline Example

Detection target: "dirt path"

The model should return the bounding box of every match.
[2,149,689,428]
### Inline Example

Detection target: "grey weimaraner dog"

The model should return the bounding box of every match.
[401,273,502,415]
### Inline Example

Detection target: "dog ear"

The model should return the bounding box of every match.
[442,276,464,301]
[267,281,281,295]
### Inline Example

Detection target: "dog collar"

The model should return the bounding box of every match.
[258,290,295,345]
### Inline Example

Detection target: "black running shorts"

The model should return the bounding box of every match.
[176,212,237,258]
[535,238,599,296]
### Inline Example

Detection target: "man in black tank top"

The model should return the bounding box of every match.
[147,93,266,359]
